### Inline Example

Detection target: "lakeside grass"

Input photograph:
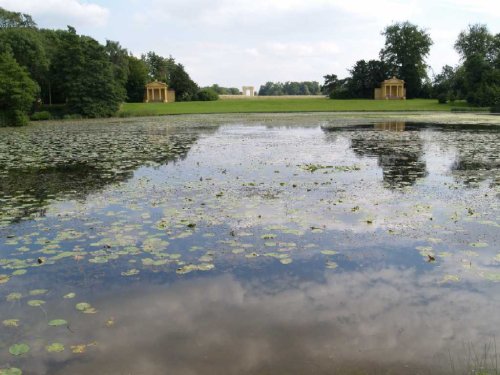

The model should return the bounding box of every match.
[119,98,472,117]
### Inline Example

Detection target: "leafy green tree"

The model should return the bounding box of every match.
[126,55,149,102]
[142,51,175,82]
[454,24,500,106]
[380,22,433,98]
[0,28,49,92]
[105,40,129,102]
[50,27,123,117]
[347,59,390,98]
[0,52,39,126]
[0,7,36,29]
[169,63,198,101]
[322,74,339,95]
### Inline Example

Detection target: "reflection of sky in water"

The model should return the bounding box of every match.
[0,118,499,374]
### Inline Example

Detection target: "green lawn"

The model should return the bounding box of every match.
[119,98,470,117]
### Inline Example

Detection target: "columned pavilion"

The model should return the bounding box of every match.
[145,81,173,103]
[374,77,406,100]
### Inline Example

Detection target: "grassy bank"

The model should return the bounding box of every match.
[119,98,472,117]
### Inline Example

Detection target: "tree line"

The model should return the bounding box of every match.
[323,21,500,110]
[0,7,216,127]
[258,81,321,96]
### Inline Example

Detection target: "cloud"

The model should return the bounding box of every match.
[0,0,109,27]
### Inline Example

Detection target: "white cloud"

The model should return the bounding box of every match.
[0,0,109,27]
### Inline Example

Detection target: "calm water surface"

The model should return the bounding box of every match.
[0,116,499,374]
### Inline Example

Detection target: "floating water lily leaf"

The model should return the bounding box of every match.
[12,270,27,276]
[46,343,64,353]
[3,319,19,327]
[75,302,92,312]
[0,367,22,375]
[197,263,214,271]
[64,293,76,299]
[280,258,293,265]
[9,344,30,356]
[121,269,140,276]
[48,319,68,327]
[6,293,22,301]
[71,344,87,354]
[27,300,45,307]
[0,275,10,284]
[326,261,338,269]
[470,242,488,248]
[442,275,460,283]
[320,250,338,255]
[29,289,48,296]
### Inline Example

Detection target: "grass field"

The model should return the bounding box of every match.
[119,98,474,117]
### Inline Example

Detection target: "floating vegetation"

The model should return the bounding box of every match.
[9,344,30,356]
[48,319,68,327]
[75,302,96,314]
[46,343,65,353]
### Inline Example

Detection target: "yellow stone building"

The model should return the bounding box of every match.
[144,81,175,103]
[374,77,406,100]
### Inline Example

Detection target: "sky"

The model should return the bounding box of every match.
[0,0,499,88]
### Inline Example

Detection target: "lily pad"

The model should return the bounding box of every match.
[27,300,45,307]
[6,293,22,301]
[320,250,338,255]
[0,368,22,375]
[3,319,19,327]
[29,289,48,296]
[46,343,65,353]
[9,344,30,356]
[48,319,68,327]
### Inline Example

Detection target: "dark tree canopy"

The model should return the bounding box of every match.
[453,24,500,107]
[346,60,391,98]
[126,56,149,102]
[380,21,433,98]
[50,28,123,117]
[0,52,39,126]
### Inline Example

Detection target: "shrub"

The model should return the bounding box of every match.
[30,111,52,121]
[195,88,219,101]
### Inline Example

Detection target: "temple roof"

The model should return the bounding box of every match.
[382,76,405,84]
[146,81,168,88]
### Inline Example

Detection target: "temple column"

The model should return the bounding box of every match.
[164,88,167,102]
[146,89,149,102]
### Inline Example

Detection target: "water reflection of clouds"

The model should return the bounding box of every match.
[50,270,500,374]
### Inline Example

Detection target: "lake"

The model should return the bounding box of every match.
[0,114,499,374]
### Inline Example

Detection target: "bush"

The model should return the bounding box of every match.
[437,93,448,104]
[30,111,52,121]
[195,88,219,101]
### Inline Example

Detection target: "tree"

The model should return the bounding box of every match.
[169,63,198,101]
[380,22,433,98]
[0,28,49,92]
[346,59,390,98]
[105,40,129,102]
[0,52,39,126]
[454,24,500,106]
[126,55,148,102]
[142,51,175,82]
[0,7,36,29]
[50,28,123,117]
[322,74,339,95]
